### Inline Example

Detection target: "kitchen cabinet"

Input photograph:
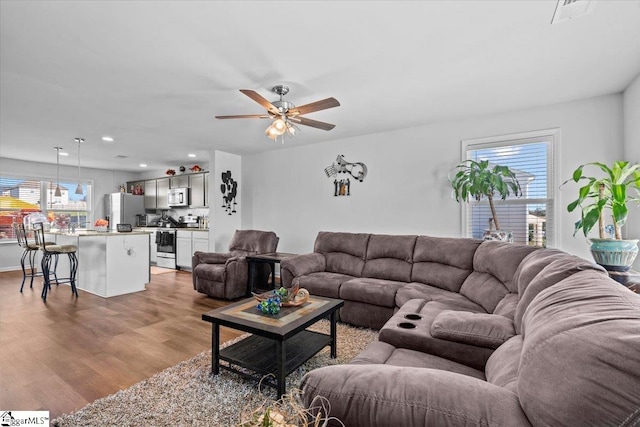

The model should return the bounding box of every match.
[170,175,189,188]
[126,180,145,194]
[176,230,210,269]
[204,172,209,207]
[144,179,157,210]
[156,178,170,209]
[189,173,205,207]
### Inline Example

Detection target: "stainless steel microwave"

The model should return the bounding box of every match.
[168,187,189,207]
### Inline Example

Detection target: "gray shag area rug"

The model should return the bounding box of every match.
[52,321,377,427]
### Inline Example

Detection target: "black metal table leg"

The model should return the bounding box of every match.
[247,260,255,296]
[330,311,338,358]
[212,323,220,375]
[270,261,276,290]
[276,340,286,398]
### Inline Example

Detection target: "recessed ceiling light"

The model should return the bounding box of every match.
[59,152,69,156]
[188,153,196,158]
[102,136,115,142]
[139,163,147,168]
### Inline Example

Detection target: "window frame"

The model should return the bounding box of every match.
[459,128,560,248]
[0,174,93,243]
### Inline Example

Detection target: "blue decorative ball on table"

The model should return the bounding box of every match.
[257,296,281,315]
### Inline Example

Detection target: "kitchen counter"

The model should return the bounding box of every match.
[47,230,152,236]
[44,230,150,297]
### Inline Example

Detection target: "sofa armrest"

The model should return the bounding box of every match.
[431,310,516,349]
[301,364,532,427]
[281,253,326,280]
[193,251,232,265]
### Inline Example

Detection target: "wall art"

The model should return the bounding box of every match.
[324,155,367,196]
[221,170,238,215]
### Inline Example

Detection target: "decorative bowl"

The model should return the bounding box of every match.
[95,226,108,232]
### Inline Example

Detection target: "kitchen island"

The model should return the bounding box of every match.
[44,230,151,297]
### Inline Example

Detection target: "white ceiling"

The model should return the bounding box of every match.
[1,0,639,172]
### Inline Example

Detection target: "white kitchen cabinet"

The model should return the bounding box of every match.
[192,232,210,253]
[176,230,210,269]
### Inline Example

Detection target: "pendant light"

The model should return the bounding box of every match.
[54,147,63,198]
[74,138,84,195]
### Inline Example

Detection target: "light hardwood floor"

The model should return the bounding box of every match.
[0,268,243,418]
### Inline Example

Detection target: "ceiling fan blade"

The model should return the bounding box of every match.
[215,114,271,119]
[289,116,335,131]
[287,97,340,116]
[239,89,280,115]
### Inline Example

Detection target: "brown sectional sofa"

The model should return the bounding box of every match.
[281,231,640,426]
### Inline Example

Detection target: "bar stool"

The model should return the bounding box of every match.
[32,222,79,301]
[14,222,43,292]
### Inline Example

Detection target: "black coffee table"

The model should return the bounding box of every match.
[202,295,344,398]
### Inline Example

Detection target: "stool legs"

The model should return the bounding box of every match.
[19,249,40,292]
[19,249,29,292]
[41,251,78,301]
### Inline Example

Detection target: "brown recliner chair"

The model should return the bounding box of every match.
[192,229,279,299]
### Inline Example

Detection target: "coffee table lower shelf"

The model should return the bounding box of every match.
[219,330,331,391]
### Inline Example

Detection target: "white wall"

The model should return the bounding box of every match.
[623,72,640,269]
[242,94,624,263]
[0,157,139,271]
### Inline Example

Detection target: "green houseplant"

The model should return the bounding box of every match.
[564,161,640,269]
[450,159,522,241]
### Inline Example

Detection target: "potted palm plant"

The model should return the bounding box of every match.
[564,161,640,270]
[450,159,522,242]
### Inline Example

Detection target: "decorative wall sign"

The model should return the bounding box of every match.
[221,170,238,215]
[325,155,367,196]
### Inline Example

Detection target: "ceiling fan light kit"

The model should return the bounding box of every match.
[216,85,340,143]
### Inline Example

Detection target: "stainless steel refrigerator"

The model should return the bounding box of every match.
[104,193,145,231]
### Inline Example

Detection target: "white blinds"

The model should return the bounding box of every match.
[464,137,554,247]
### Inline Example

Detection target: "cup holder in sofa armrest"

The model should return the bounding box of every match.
[397,322,417,329]
[430,310,516,349]
[404,314,423,321]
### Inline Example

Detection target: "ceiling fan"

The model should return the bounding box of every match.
[215,85,340,140]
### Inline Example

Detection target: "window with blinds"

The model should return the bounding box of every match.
[461,130,557,247]
[0,176,92,242]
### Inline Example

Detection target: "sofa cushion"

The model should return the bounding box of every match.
[518,270,640,426]
[301,364,532,427]
[314,231,369,277]
[485,335,523,394]
[340,277,406,308]
[411,236,481,292]
[351,340,486,380]
[513,252,607,333]
[431,310,516,349]
[193,263,225,282]
[362,234,416,282]
[395,282,486,312]
[492,293,518,320]
[295,272,354,299]
[458,242,538,313]
[471,241,539,293]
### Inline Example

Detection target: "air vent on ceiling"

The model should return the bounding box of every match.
[114,155,128,159]
[551,0,597,24]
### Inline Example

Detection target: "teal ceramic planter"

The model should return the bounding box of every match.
[589,238,639,271]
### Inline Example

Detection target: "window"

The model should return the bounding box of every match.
[460,129,558,247]
[0,176,92,242]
